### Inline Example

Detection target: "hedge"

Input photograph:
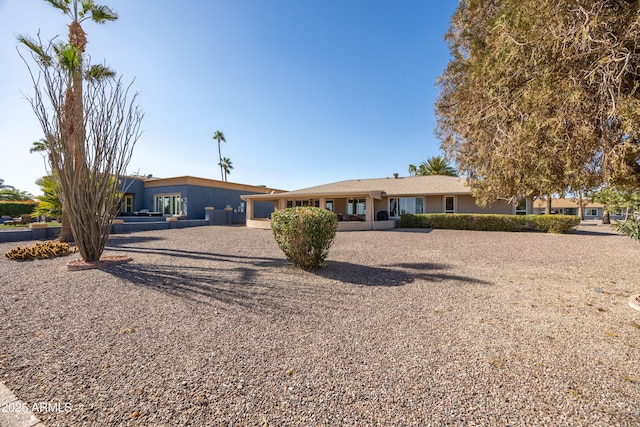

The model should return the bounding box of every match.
[0,201,37,217]
[399,213,580,234]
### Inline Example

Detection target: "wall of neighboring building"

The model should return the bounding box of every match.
[254,201,275,219]
[143,184,187,214]
[141,184,275,222]
[119,177,146,213]
[583,207,602,220]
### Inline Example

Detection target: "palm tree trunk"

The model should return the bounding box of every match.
[218,139,223,180]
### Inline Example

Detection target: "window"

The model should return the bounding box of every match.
[326,200,334,212]
[154,194,181,215]
[586,208,598,216]
[444,196,456,213]
[289,199,318,207]
[122,195,133,213]
[389,197,424,217]
[515,198,527,215]
[348,198,366,215]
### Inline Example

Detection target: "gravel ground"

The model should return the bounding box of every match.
[1,223,639,426]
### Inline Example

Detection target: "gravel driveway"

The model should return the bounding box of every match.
[1,224,639,426]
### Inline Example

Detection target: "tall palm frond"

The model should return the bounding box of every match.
[219,157,233,181]
[418,155,458,177]
[212,130,227,180]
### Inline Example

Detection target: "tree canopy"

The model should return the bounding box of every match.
[435,0,640,206]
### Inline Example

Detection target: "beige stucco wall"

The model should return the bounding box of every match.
[456,195,513,214]
[330,199,347,215]
[424,196,442,213]
[374,199,387,216]
[420,195,514,214]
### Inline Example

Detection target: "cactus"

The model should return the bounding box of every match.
[4,241,78,261]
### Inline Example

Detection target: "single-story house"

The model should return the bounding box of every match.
[241,175,515,231]
[117,175,283,224]
[532,198,626,221]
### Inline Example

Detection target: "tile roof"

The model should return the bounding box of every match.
[275,175,471,197]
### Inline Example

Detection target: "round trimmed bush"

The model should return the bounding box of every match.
[271,206,338,270]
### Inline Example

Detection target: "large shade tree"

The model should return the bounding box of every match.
[435,0,640,208]
[19,0,143,261]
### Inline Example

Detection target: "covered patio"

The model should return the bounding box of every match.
[241,190,398,231]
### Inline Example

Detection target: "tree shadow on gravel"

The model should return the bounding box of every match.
[107,262,288,311]
[107,235,167,246]
[571,228,620,237]
[316,261,490,287]
[104,245,286,265]
[382,228,433,234]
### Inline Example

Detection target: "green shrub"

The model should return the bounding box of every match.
[400,213,580,234]
[526,214,581,233]
[612,217,640,242]
[0,201,37,217]
[400,213,527,231]
[271,207,338,270]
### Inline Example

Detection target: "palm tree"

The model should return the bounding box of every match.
[408,164,417,176]
[0,188,34,201]
[34,176,62,220]
[18,0,117,242]
[417,155,457,177]
[219,157,233,181]
[212,130,226,180]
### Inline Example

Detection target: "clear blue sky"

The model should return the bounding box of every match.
[0,0,458,196]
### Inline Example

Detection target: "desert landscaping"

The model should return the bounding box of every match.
[1,223,639,426]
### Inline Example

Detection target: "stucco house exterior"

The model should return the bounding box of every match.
[118,175,283,224]
[241,175,515,231]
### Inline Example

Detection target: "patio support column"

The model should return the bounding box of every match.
[366,194,373,228]
[319,197,326,210]
[245,200,254,221]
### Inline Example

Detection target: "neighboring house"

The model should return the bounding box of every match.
[118,175,282,224]
[532,198,626,221]
[241,175,514,231]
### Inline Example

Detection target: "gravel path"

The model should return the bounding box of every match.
[1,224,639,426]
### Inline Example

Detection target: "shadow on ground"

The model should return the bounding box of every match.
[102,245,489,311]
[316,261,490,287]
[107,262,287,311]
[107,235,167,246]
[105,245,285,264]
[571,228,621,237]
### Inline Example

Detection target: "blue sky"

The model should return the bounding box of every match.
[0,0,458,196]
